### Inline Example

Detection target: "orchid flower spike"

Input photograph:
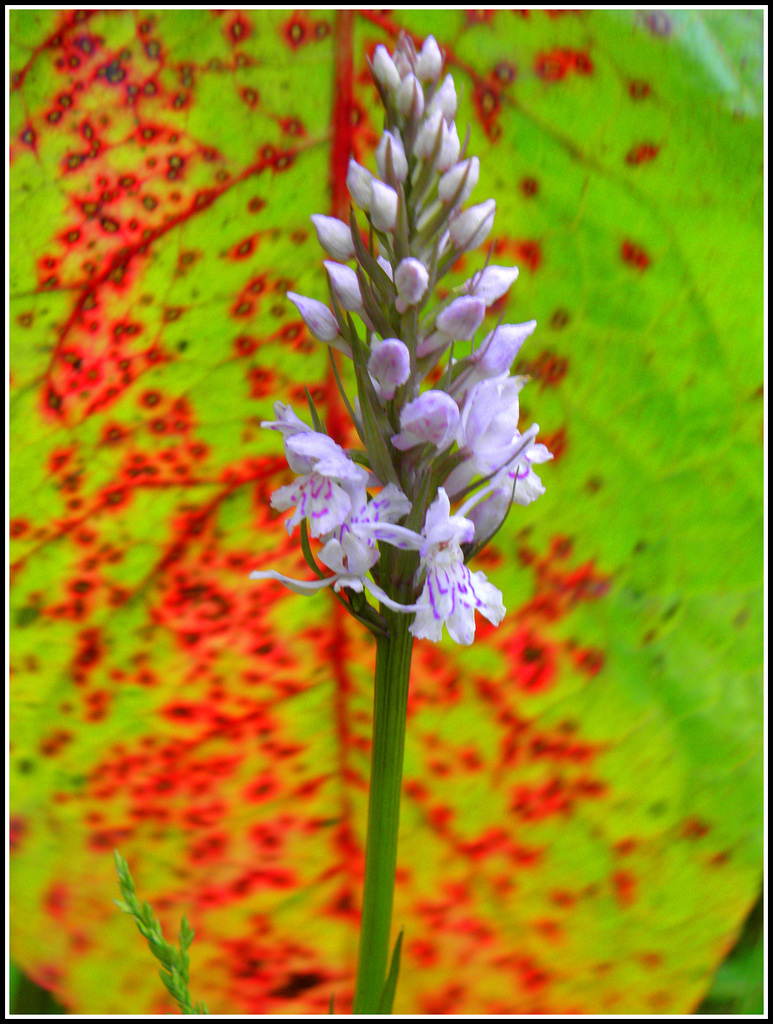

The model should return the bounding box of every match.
[251,31,552,645]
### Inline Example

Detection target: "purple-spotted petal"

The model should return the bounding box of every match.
[270,473,353,538]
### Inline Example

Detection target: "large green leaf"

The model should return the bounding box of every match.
[9,9,763,1015]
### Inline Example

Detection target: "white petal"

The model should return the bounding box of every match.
[249,568,337,596]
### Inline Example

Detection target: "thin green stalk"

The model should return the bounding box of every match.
[352,607,414,1014]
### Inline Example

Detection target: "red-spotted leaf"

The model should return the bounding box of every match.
[9,9,763,1015]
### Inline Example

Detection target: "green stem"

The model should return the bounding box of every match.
[352,607,414,1014]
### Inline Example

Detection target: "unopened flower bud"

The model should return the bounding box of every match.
[439,156,480,205]
[287,292,340,342]
[427,74,457,120]
[414,110,443,162]
[467,265,519,305]
[261,400,314,438]
[392,37,414,79]
[435,295,486,340]
[372,45,402,92]
[466,488,510,544]
[437,121,461,173]
[415,35,443,82]
[392,390,460,452]
[394,257,429,311]
[449,199,496,251]
[368,337,411,400]
[472,321,536,377]
[324,261,363,312]
[376,130,409,183]
[347,159,374,211]
[310,214,355,261]
[370,180,399,232]
[453,374,526,485]
[396,73,424,119]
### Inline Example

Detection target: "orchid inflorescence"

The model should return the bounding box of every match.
[251,32,552,646]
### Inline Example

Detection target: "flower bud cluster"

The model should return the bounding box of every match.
[253,33,552,645]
